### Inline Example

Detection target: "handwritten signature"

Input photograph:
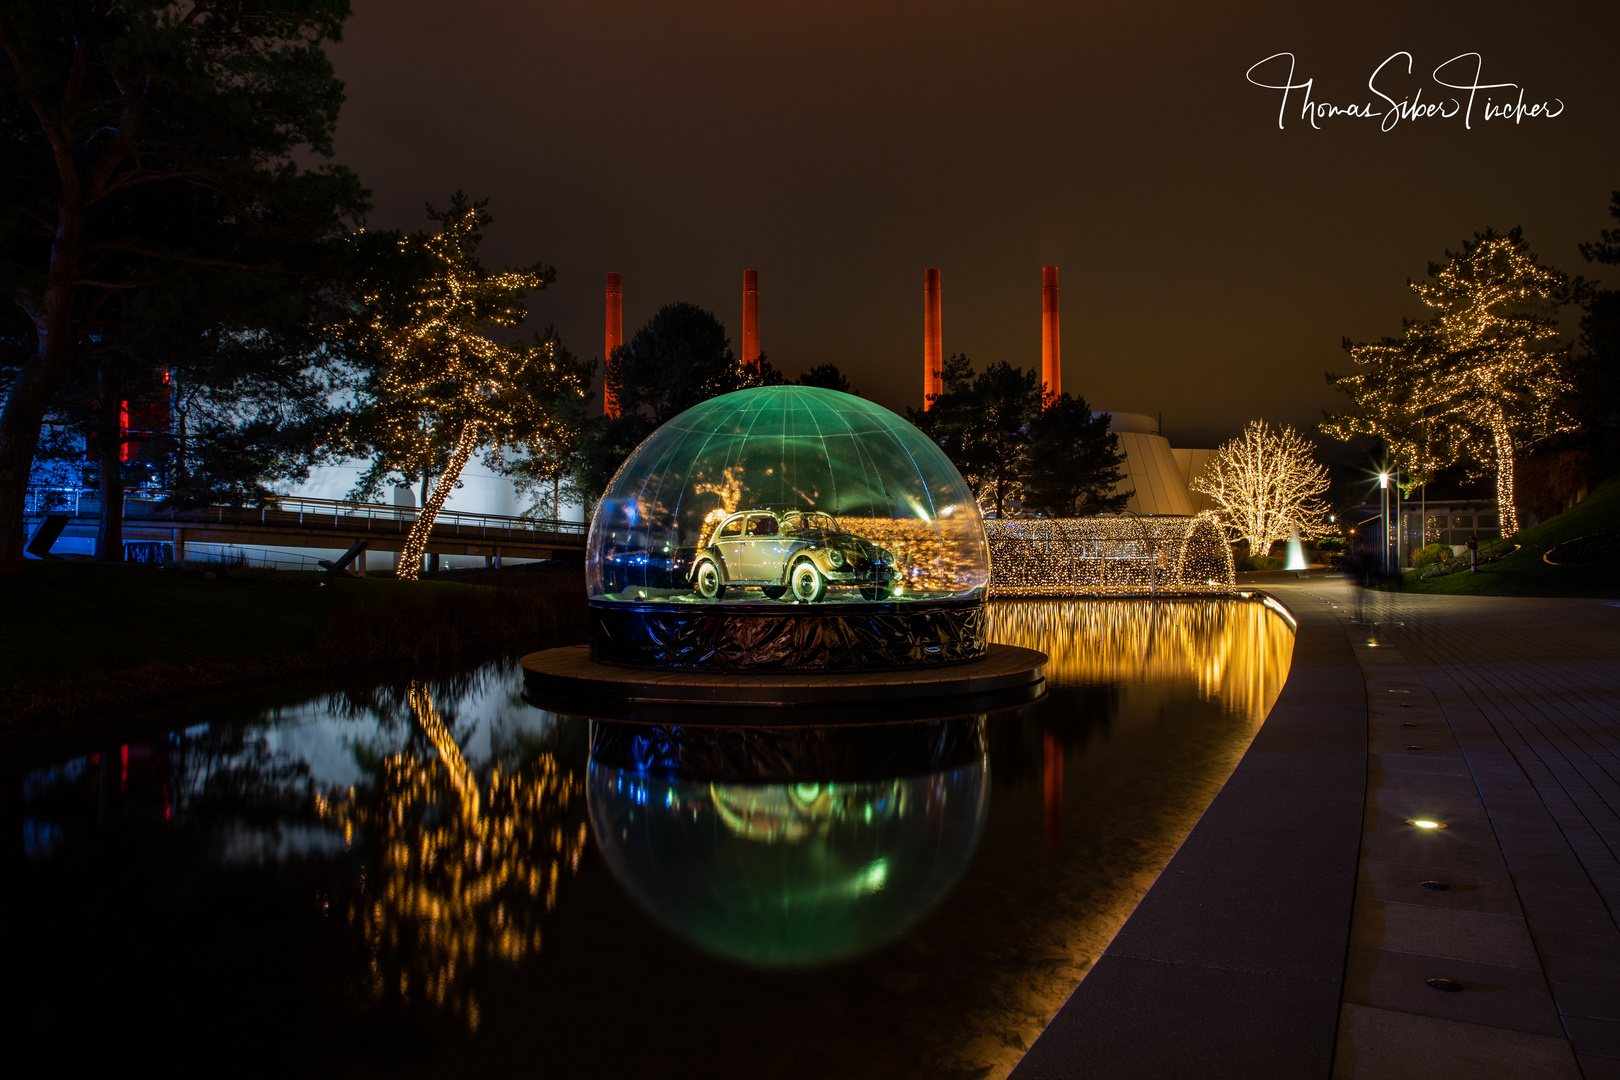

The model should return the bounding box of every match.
[1246,52,1564,132]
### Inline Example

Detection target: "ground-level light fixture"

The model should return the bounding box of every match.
[1405,819,1448,829]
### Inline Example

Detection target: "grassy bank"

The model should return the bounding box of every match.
[1387,477,1620,597]
[3,559,587,731]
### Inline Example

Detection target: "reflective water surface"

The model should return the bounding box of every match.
[11,598,1292,1079]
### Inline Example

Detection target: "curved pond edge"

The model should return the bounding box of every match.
[1013,585,1367,1079]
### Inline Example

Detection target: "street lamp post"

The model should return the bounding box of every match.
[1379,471,1390,574]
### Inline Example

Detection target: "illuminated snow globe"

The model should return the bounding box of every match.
[585,386,990,670]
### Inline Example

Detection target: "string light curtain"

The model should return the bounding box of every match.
[983,512,1235,597]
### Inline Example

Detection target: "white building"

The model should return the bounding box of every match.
[1095,411,1216,517]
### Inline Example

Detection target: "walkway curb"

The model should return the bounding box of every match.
[1012,588,1368,1079]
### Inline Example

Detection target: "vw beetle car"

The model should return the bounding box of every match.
[689,509,895,602]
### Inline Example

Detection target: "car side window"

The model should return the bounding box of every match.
[747,515,778,537]
[719,517,744,538]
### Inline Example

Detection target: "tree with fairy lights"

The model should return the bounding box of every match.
[1328,228,1571,534]
[1192,420,1330,558]
[342,194,589,579]
[1324,330,1463,492]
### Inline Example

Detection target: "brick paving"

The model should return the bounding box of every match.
[1327,583,1620,1077]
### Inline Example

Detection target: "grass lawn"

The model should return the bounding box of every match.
[1,559,584,730]
[1387,477,1620,598]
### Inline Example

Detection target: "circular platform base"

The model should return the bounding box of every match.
[521,642,1046,711]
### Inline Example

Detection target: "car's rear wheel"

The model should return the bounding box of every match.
[694,558,725,600]
[761,585,787,600]
[859,585,891,601]
[789,559,826,603]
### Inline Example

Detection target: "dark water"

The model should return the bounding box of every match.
[7,599,1291,1080]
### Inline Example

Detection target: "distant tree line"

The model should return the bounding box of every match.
[910,354,1130,519]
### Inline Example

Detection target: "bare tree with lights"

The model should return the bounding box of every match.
[1328,228,1571,535]
[1192,420,1330,558]
[343,194,586,579]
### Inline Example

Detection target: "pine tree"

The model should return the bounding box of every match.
[1328,228,1570,533]
[342,195,584,580]
[1022,394,1131,516]
[0,0,365,571]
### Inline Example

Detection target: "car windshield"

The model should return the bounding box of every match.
[781,512,838,534]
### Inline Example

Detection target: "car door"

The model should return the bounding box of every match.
[713,515,747,580]
[744,513,786,582]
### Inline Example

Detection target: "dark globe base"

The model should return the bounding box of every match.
[588,597,988,671]
[588,715,989,781]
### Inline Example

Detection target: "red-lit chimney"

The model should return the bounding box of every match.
[604,272,622,418]
[923,268,943,408]
[1041,266,1061,401]
[742,269,760,370]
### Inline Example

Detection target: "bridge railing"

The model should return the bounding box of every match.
[119,492,590,543]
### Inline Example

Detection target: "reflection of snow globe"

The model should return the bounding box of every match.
[587,717,989,967]
[585,386,990,670]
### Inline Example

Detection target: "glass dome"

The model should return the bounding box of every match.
[586,386,988,606]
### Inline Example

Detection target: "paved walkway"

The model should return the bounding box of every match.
[1013,575,1620,1079]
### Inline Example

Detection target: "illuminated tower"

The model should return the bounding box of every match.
[742,269,760,371]
[604,272,622,418]
[923,268,943,408]
[1041,266,1061,400]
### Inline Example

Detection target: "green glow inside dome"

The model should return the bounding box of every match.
[588,760,988,967]
[586,386,988,604]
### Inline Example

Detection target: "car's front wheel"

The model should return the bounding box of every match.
[693,558,726,600]
[789,558,826,603]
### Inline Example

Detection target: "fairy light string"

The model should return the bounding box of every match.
[345,201,568,579]
[1327,231,1571,534]
[1190,420,1330,558]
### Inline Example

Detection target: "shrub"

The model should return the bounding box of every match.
[1415,542,1452,567]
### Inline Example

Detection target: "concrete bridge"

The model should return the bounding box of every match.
[27,492,588,569]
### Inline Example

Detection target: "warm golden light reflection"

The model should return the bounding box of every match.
[988,597,1295,720]
[316,682,588,1029]
[1407,819,1447,829]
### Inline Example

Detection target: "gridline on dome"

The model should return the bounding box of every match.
[586,386,989,606]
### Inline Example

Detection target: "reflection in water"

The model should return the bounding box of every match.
[14,598,1298,1079]
[990,598,1293,711]
[316,681,588,1029]
[587,717,990,967]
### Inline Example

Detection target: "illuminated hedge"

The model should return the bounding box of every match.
[984,511,1235,597]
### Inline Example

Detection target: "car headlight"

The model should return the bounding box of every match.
[829,549,845,568]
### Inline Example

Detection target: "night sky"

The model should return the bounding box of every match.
[327,0,1620,450]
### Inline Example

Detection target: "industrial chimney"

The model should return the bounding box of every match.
[604,272,622,418]
[1041,266,1061,400]
[742,269,760,371]
[923,268,943,408]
